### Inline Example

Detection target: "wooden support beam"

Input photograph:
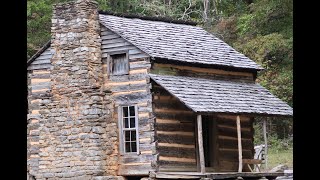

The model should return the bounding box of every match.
[263,118,268,169]
[196,115,205,174]
[236,115,243,172]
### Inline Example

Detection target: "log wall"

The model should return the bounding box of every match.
[101,26,155,176]
[151,63,255,83]
[152,83,197,172]
[215,114,254,172]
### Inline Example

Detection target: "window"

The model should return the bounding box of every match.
[108,53,129,75]
[119,105,139,153]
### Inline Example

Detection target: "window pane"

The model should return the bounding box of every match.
[123,107,128,117]
[125,142,131,152]
[129,106,135,116]
[130,118,135,128]
[124,118,129,128]
[131,142,137,152]
[131,131,136,141]
[125,131,130,141]
[111,54,128,75]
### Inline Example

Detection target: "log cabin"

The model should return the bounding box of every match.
[27,0,293,179]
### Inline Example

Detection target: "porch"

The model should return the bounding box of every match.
[149,74,293,179]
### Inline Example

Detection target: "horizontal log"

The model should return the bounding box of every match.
[129,69,148,75]
[101,41,131,49]
[154,100,190,111]
[101,37,126,45]
[218,126,252,139]
[217,115,251,121]
[28,64,52,70]
[108,83,149,93]
[217,124,251,132]
[129,49,144,55]
[112,89,147,96]
[32,59,51,65]
[158,142,195,149]
[33,70,51,74]
[157,146,196,159]
[107,73,148,82]
[113,93,151,106]
[154,108,194,115]
[30,73,50,79]
[157,133,195,145]
[158,160,196,167]
[218,135,252,141]
[129,61,151,70]
[154,113,196,122]
[152,63,253,77]
[156,122,194,132]
[106,79,147,86]
[118,163,152,176]
[217,118,252,127]
[219,148,253,160]
[130,53,149,60]
[159,156,196,163]
[100,29,114,35]
[101,45,136,53]
[101,34,121,40]
[119,154,154,164]
[157,131,194,136]
[218,138,253,149]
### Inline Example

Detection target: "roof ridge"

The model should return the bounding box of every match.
[98,10,198,26]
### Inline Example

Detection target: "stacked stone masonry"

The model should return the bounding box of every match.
[27,0,123,179]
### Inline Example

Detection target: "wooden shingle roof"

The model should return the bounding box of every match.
[150,74,293,116]
[99,14,264,71]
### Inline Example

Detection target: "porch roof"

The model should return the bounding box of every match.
[149,74,293,117]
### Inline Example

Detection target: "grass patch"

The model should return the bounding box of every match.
[267,147,293,170]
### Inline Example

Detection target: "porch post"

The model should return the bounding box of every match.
[236,115,243,172]
[263,118,268,169]
[197,115,206,173]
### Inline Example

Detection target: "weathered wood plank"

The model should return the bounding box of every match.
[101,41,131,49]
[237,115,243,172]
[101,38,126,45]
[159,156,196,163]
[152,63,254,78]
[118,163,152,176]
[218,138,253,149]
[156,123,194,132]
[158,160,196,167]
[108,83,149,93]
[119,154,154,164]
[154,113,196,122]
[218,148,252,160]
[157,134,195,145]
[197,115,205,174]
[157,146,196,159]
[28,64,52,70]
[130,53,149,60]
[101,45,136,53]
[217,125,252,138]
[101,34,121,40]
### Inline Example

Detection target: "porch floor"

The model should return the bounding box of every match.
[153,171,285,180]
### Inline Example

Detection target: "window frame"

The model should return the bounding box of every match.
[118,105,139,154]
[107,51,129,76]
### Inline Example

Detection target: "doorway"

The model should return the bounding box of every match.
[202,115,217,169]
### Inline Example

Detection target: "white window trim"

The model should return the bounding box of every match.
[118,105,139,155]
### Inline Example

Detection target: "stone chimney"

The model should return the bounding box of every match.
[28,0,114,179]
